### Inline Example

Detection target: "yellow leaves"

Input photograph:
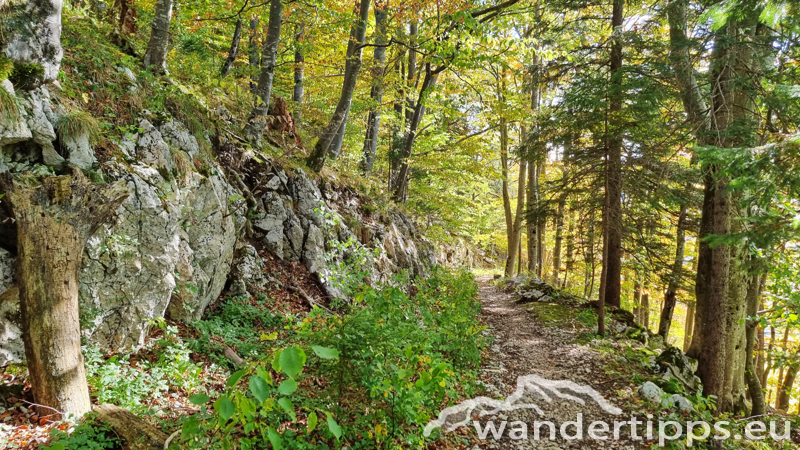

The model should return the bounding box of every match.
[260,332,278,341]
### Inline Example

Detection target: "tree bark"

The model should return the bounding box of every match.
[602,0,624,309]
[777,363,799,411]
[563,210,574,288]
[306,0,371,172]
[745,273,767,416]
[633,280,642,324]
[0,172,129,417]
[360,0,389,174]
[293,22,305,110]
[500,118,513,240]
[143,0,173,74]
[658,202,687,339]
[248,16,260,93]
[683,301,695,352]
[552,194,565,284]
[689,10,763,413]
[220,18,243,78]
[505,162,527,277]
[243,0,284,144]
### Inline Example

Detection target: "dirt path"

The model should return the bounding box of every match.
[456,277,640,449]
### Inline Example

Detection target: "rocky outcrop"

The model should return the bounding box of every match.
[0,85,450,366]
[2,0,64,84]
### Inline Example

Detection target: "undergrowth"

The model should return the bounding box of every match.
[177,267,486,450]
[56,110,101,144]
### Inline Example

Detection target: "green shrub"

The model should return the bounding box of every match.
[9,62,45,90]
[57,110,101,144]
[41,414,121,450]
[0,56,13,81]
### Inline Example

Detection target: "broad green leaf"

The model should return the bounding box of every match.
[307,411,318,434]
[278,378,298,395]
[214,396,236,422]
[226,369,246,387]
[277,397,296,421]
[266,427,282,450]
[311,345,340,360]
[181,418,201,440]
[326,412,342,439]
[249,375,270,404]
[189,393,210,405]
[279,347,306,379]
[272,350,282,373]
[257,366,273,385]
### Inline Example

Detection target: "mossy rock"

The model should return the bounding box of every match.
[9,61,45,90]
[525,302,575,326]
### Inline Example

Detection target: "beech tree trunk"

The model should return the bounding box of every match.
[602,0,624,309]
[500,118,513,240]
[683,301,695,352]
[143,0,173,73]
[633,280,642,324]
[505,162,527,277]
[306,0,371,172]
[248,16,260,93]
[0,172,128,418]
[563,212,574,288]
[658,203,687,339]
[552,195,565,284]
[641,293,650,330]
[293,22,305,106]
[360,0,389,174]
[243,0,284,144]
[220,18,243,78]
[777,363,799,412]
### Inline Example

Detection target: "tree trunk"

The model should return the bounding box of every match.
[500,118,513,240]
[689,10,763,413]
[683,301,695,352]
[552,195,565,284]
[0,172,129,417]
[602,0,624,309]
[563,211,574,288]
[306,0,371,172]
[641,293,650,330]
[360,0,389,174]
[658,203,687,339]
[220,18,243,77]
[633,280,642,324]
[143,0,173,74]
[243,0,284,144]
[761,325,776,389]
[777,363,799,411]
[390,65,440,201]
[584,214,595,298]
[505,162,527,277]
[536,161,546,278]
[745,273,767,416]
[293,22,305,113]
[248,16,260,93]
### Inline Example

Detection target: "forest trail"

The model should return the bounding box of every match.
[466,276,638,449]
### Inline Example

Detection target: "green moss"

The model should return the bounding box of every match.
[525,302,576,326]
[57,110,101,144]
[9,62,45,90]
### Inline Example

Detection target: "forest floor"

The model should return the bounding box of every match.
[459,277,641,449]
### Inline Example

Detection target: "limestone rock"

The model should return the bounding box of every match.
[63,132,96,169]
[132,119,173,172]
[0,287,22,366]
[638,381,664,404]
[0,82,32,146]
[662,394,695,412]
[2,0,64,84]
[159,121,199,157]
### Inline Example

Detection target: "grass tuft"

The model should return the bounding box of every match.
[57,110,101,144]
[0,84,20,125]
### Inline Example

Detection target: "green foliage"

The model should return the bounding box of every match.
[57,110,101,144]
[0,83,19,125]
[83,320,207,413]
[9,62,44,89]
[179,267,485,448]
[0,56,13,81]
[189,294,290,366]
[41,414,122,450]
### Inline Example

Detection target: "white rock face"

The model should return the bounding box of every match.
[662,394,695,412]
[159,121,199,157]
[638,381,664,404]
[2,0,64,83]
